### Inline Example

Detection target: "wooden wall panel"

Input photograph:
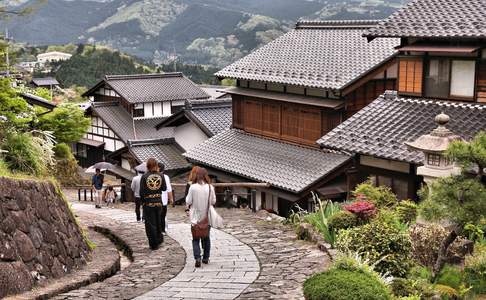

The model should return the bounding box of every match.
[243,100,262,134]
[477,60,486,103]
[262,102,281,137]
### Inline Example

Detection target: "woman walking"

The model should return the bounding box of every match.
[185,167,216,267]
[140,158,166,250]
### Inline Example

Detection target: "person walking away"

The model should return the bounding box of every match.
[131,170,144,222]
[140,158,166,250]
[185,167,216,267]
[158,163,173,235]
[105,186,116,208]
[92,169,104,209]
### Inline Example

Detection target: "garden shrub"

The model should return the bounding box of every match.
[328,211,359,231]
[464,243,486,294]
[409,223,471,268]
[374,209,409,232]
[303,198,341,247]
[344,200,376,220]
[435,264,463,290]
[303,269,392,300]
[2,132,46,175]
[336,221,413,277]
[353,180,398,208]
[395,200,418,224]
[54,143,73,159]
[390,278,417,297]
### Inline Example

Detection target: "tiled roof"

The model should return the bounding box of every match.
[21,92,56,110]
[184,129,351,193]
[92,103,173,143]
[32,77,59,86]
[318,91,486,164]
[215,20,399,90]
[186,99,232,136]
[129,139,190,172]
[103,73,210,103]
[365,0,486,39]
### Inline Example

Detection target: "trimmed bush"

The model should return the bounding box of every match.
[464,243,486,293]
[344,200,376,220]
[303,269,392,300]
[395,200,418,224]
[336,221,413,277]
[53,143,73,159]
[353,180,398,208]
[328,211,359,231]
[390,278,417,297]
[435,264,463,290]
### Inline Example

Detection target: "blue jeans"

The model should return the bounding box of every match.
[192,227,211,260]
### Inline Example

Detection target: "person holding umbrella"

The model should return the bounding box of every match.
[92,169,104,209]
[140,158,166,250]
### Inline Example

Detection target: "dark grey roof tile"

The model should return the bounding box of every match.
[365,0,486,39]
[184,129,351,193]
[318,93,486,164]
[130,140,190,171]
[216,20,399,90]
[104,73,210,103]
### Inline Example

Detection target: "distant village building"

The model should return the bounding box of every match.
[185,20,400,216]
[318,0,486,200]
[37,51,72,64]
[31,77,60,89]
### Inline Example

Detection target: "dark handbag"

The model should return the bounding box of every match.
[191,185,211,239]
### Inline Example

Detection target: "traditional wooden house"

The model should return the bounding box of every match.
[31,77,60,89]
[318,0,486,200]
[184,20,401,216]
[74,73,210,172]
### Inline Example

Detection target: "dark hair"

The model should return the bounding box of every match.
[146,158,158,172]
[95,168,101,173]
[195,167,211,185]
[108,186,113,191]
[158,162,165,172]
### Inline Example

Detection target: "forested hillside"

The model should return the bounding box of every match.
[1,0,408,67]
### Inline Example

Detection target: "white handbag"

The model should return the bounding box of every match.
[208,206,224,228]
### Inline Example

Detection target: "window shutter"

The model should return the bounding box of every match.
[243,100,262,133]
[398,57,423,95]
[262,102,280,137]
[301,108,321,142]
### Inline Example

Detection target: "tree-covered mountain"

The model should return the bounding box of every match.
[1,0,408,68]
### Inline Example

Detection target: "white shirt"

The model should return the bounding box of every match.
[161,174,172,206]
[130,174,142,198]
[186,183,216,223]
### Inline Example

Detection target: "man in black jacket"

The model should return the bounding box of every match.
[140,158,166,250]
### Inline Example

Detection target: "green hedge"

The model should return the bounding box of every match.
[303,269,392,300]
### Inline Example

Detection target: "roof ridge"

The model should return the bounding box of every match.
[186,98,232,110]
[91,101,119,108]
[296,19,381,29]
[128,137,176,147]
[390,94,486,110]
[105,72,183,81]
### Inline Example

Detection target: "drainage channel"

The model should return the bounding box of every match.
[91,225,134,271]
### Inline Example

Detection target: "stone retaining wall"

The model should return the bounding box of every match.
[0,177,90,298]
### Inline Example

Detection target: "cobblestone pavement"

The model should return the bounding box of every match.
[64,193,331,299]
[53,204,185,300]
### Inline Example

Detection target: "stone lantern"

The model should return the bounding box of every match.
[405,113,462,185]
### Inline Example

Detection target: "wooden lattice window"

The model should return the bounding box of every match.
[243,100,262,133]
[398,57,423,95]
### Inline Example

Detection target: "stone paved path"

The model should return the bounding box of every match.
[69,203,260,300]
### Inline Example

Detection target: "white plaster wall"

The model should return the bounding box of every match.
[174,122,208,151]
[121,158,131,171]
[163,102,172,117]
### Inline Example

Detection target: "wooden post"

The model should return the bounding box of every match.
[84,189,87,201]
[78,189,81,201]
[251,189,257,213]
[90,189,93,202]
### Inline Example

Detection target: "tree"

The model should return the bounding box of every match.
[447,131,486,179]
[33,87,52,101]
[0,78,32,132]
[420,132,486,279]
[38,103,90,144]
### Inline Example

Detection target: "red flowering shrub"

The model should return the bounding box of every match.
[344,200,376,220]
